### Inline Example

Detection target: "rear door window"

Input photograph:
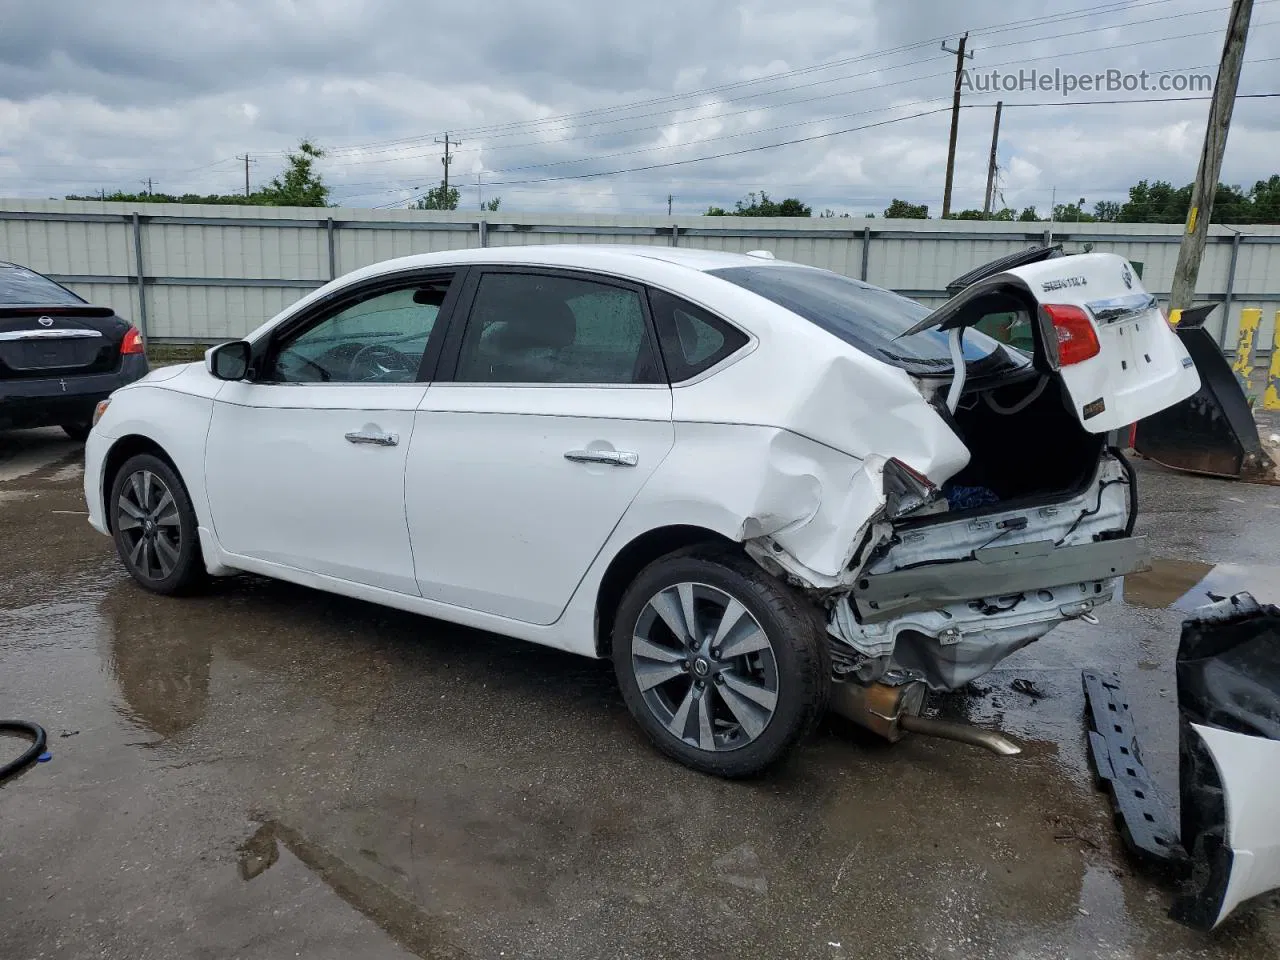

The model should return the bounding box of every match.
[453,271,662,385]
[707,264,1015,375]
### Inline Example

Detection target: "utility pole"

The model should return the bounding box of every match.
[237,154,251,197]
[940,33,973,219]
[478,170,483,210]
[1170,0,1254,312]
[667,193,673,216]
[435,132,459,197]
[982,100,1002,217]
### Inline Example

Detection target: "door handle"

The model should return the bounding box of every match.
[564,449,639,467]
[345,430,399,447]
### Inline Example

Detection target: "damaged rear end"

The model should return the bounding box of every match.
[719,252,1199,713]
[831,450,1143,690]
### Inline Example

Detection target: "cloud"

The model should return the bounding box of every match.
[1,0,1277,214]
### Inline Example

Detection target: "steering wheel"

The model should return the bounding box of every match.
[348,343,417,382]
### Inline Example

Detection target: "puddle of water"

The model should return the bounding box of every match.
[1123,559,1280,612]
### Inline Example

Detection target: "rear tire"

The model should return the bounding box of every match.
[612,546,830,778]
[61,422,91,442]
[109,453,204,595]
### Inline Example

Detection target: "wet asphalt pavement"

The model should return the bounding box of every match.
[2,427,1279,959]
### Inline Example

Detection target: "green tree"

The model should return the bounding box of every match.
[69,140,332,207]
[705,191,812,217]
[482,197,501,212]
[883,198,928,218]
[1119,180,1189,223]
[1017,206,1041,221]
[945,207,1017,220]
[1053,198,1095,222]
[415,181,460,210]
[1093,200,1121,222]
[1250,174,1280,222]
[257,140,329,207]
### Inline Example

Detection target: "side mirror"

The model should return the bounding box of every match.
[206,340,252,381]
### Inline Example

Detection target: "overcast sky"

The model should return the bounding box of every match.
[1,0,1278,215]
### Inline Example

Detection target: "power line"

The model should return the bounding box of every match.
[28,1,1246,198]
[349,45,1279,194]
[385,91,1280,204]
[381,107,955,205]
[266,0,1202,159]
[311,14,1280,173]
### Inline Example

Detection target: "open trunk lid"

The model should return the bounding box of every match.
[903,252,1200,434]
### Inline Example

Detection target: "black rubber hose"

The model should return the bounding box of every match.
[0,721,47,784]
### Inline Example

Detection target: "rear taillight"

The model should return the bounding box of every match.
[1043,304,1100,366]
[882,457,939,520]
[120,326,145,355]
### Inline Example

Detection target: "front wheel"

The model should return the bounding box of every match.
[109,453,204,595]
[612,547,830,778]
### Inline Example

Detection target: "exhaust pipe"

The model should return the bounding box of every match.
[899,713,1022,756]
[830,680,1021,756]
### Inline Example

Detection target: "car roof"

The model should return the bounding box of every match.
[330,244,802,286]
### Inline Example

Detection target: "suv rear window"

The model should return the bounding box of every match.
[0,264,85,305]
[707,264,1016,375]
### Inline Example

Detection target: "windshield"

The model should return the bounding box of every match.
[0,264,86,305]
[707,264,1025,376]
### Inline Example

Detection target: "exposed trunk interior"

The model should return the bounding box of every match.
[939,372,1104,509]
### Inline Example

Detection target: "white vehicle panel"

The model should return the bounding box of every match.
[1003,253,1200,432]
[85,364,222,550]
[407,384,675,624]
[1191,722,1280,928]
[205,381,427,595]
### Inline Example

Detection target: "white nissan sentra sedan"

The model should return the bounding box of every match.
[84,244,1198,776]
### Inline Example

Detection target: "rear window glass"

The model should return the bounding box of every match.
[0,264,85,305]
[707,265,1003,372]
[648,288,749,382]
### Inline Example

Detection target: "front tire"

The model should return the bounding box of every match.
[612,547,829,778]
[109,453,204,595]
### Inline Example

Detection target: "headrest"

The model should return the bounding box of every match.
[483,297,577,351]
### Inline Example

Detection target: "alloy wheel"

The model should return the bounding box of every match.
[631,582,779,752]
[116,469,183,580]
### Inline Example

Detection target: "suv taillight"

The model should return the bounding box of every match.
[1043,304,1100,366]
[120,326,145,355]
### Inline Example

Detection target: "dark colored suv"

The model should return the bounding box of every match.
[0,261,149,439]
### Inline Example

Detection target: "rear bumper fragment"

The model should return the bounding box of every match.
[853,535,1150,623]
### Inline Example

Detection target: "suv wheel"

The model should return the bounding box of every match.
[612,547,829,778]
[109,453,204,595]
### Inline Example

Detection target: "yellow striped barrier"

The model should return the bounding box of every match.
[1232,307,1262,382]
[1265,310,1280,411]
